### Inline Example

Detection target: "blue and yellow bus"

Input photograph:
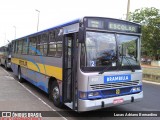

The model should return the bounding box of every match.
[11,16,143,112]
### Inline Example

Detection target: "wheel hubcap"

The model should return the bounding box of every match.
[18,71,21,79]
[52,87,59,102]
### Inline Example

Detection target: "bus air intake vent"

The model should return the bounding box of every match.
[90,80,140,90]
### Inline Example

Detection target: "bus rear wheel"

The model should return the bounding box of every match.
[18,67,24,83]
[5,61,8,70]
[50,81,63,108]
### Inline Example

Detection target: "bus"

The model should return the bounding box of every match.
[0,43,12,69]
[11,16,143,112]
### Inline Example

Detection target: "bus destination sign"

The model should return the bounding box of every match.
[88,19,104,29]
[108,22,138,32]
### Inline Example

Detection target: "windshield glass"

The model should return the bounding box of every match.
[86,32,116,67]
[117,34,139,66]
[82,31,141,72]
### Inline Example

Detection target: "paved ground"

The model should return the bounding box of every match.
[0,67,65,120]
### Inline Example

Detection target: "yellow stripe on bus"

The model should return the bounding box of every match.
[11,58,62,80]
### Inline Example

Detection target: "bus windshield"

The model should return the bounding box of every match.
[85,31,140,68]
[117,34,139,66]
[86,32,116,67]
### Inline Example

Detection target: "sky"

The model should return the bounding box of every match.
[0,0,159,47]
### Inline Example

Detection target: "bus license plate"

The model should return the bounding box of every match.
[113,98,124,104]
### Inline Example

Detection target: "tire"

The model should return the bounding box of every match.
[5,61,8,70]
[50,81,63,108]
[18,67,24,83]
[0,60,2,66]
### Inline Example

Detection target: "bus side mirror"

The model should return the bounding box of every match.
[78,27,84,43]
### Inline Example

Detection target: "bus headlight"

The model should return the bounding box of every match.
[79,92,87,99]
[88,91,101,98]
[131,87,141,92]
[79,91,102,99]
[138,80,142,85]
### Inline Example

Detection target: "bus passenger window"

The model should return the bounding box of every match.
[48,43,56,56]
[56,43,62,57]
[22,39,28,54]
[12,41,16,53]
[48,31,57,57]
[49,31,55,42]
[29,37,37,55]
[44,43,48,55]
[15,41,18,53]
[17,40,23,54]
[37,34,48,56]
[37,33,48,55]
[37,42,43,56]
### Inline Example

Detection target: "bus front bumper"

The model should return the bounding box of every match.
[78,91,143,112]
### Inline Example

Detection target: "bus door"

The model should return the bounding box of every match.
[62,33,78,110]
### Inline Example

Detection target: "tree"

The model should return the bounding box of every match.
[129,7,160,60]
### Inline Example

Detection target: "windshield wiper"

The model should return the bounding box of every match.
[99,58,119,74]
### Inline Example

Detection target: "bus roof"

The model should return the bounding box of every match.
[13,16,140,41]
[13,18,81,40]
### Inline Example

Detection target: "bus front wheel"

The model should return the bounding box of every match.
[50,81,63,108]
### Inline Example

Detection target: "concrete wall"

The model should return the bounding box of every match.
[151,61,160,66]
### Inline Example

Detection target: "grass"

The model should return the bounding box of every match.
[142,67,160,83]
[142,68,160,76]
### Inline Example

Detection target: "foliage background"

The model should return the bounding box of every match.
[129,7,160,60]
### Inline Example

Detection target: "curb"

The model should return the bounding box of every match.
[143,80,160,85]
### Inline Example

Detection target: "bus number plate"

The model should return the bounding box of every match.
[113,98,124,104]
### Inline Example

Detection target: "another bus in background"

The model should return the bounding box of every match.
[0,43,12,69]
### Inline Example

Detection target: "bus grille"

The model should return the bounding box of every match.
[90,80,140,90]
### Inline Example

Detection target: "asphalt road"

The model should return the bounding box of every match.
[1,67,160,120]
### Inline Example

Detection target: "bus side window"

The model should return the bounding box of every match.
[22,38,28,54]
[12,41,15,53]
[15,41,18,53]
[42,33,48,56]
[55,29,62,57]
[48,31,56,56]
[48,43,56,56]
[56,43,62,57]
[49,30,55,42]
[29,37,37,55]
[16,40,19,54]
[37,33,48,56]
[37,36,42,55]
[17,40,23,54]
